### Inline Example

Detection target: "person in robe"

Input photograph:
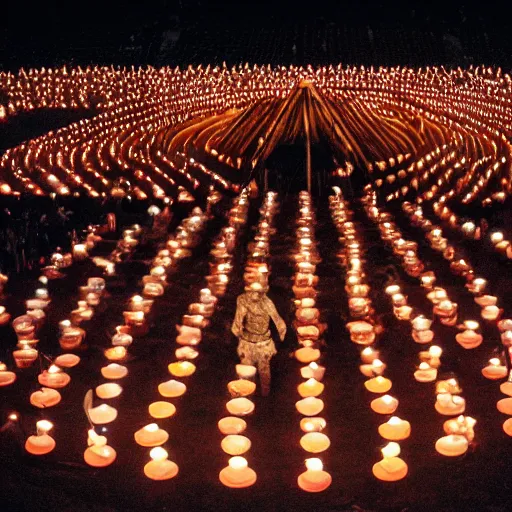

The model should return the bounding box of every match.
[231,282,286,396]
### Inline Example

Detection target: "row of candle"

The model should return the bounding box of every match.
[219,191,279,488]
[329,188,409,481]
[359,192,478,457]
[291,191,331,492]
[399,199,512,436]
[19,226,126,456]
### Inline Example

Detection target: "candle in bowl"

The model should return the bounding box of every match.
[300,432,331,453]
[435,434,469,456]
[378,417,411,441]
[158,379,187,398]
[168,361,196,377]
[88,404,118,424]
[296,397,324,416]
[428,345,443,368]
[59,326,86,350]
[372,442,408,482]
[360,359,386,378]
[134,423,169,447]
[434,300,458,326]
[38,365,70,389]
[435,393,466,416]
[298,378,325,398]
[0,305,10,325]
[474,295,497,307]
[25,420,56,455]
[84,429,117,467]
[371,395,399,415]
[226,397,255,416]
[149,401,176,419]
[482,305,501,321]
[361,347,379,364]
[96,383,123,399]
[219,456,257,488]
[364,376,392,393]
[218,417,247,435]
[227,379,257,398]
[300,417,327,433]
[482,358,507,380]
[13,345,38,368]
[500,372,512,396]
[414,362,437,383]
[497,397,512,415]
[300,362,326,381]
[101,363,128,380]
[30,388,61,408]
[455,320,483,349]
[144,447,179,481]
[297,458,332,492]
[175,346,199,360]
[104,346,127,362]
[221,435,252,455]
[72,244,88,261]
[295,347,321,363]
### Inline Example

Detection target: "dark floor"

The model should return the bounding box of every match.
[1,195,512,512]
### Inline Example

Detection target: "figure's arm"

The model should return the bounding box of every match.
[231,296,247,338]
[265,297,287,341]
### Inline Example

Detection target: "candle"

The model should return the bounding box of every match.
[491,232,504,244]
[300,362,326,381]
[221,434,252,455]
[227,379,256,397]
[372,442,408,481]
[481,358,507,380]
[88,404,118,424]
[295,347,321,363]
[370,395,399,415]
[299,432,331,453]
[474,295,498,307]
[25,420,56,455]
[482,305,501,321]
[59,327,85,350]
[144,447,179,481]
[134,423,169,447]
[455,320,483,349]
[104,346,127,361]
[435,393,466,415]
[497,397,512,415]
[298,378,325,398]
[38,365,70,389]
[158,379,187,398]
[500,371,512,396]
[168,361,196,377]
[219,456,257,488]
[30,387,61,408]
[218,417,247,435]
[467,277,487,294]
[361,347,379,363]
[72,243,88,261]
[175,346,199,360]
[0,305,10,325]
[364,376,392,393]
[84,429,117,467]
[101,363,128,380]
[96,383,123,399]
[414,362,437,382]
[297,458,332,492]
[296,397,324,416]
[226,397,255,416]
[428,345,443,368]
[434,300,458,325]
[13,345,38,368]
[435,434,469,456]
[378,416,411,441]
[149,401,177,419]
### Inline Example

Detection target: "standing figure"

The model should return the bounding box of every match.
[231,282,286,396]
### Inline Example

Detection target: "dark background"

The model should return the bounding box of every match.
[1,1,511,70]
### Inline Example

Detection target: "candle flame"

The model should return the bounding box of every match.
[305,457,323,471]
[150,447,168,461]
[229,456,248,470]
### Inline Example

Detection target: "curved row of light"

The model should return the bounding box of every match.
[329,188,409,481]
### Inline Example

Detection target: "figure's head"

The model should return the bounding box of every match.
[245,282,266,302]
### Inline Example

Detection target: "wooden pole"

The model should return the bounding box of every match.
[264,167,268,192]
[303,101,312,194]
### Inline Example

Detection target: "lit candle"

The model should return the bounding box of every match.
[361,347,379,363]
[88,403,118,424]
[364,375,392,393]
[370,395,399,415]
[221,434,252,455]
[297,458,332,492]
[101,363,128,380]
[25,420,55,455]
[378,416,411,441]
[38,365,70,389]
[300,432,331,453]
[30,387,61,408]
[481,358,507,380]
[72,243,88,261]
[300,362,326,381]
[13,345,38,368]
[435,434,469,457]
[435,393,466,416]
[0,305,10,325]
[84,429,117,467]
[134,423,169,447]
[104,346,127,361]
[455,320,483,349]
[144,447,179,481]
[414,362,437,382]
[219,456,257,488]
[168,361,196,377]
[372,442,408,481]
[298,378,325,398]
